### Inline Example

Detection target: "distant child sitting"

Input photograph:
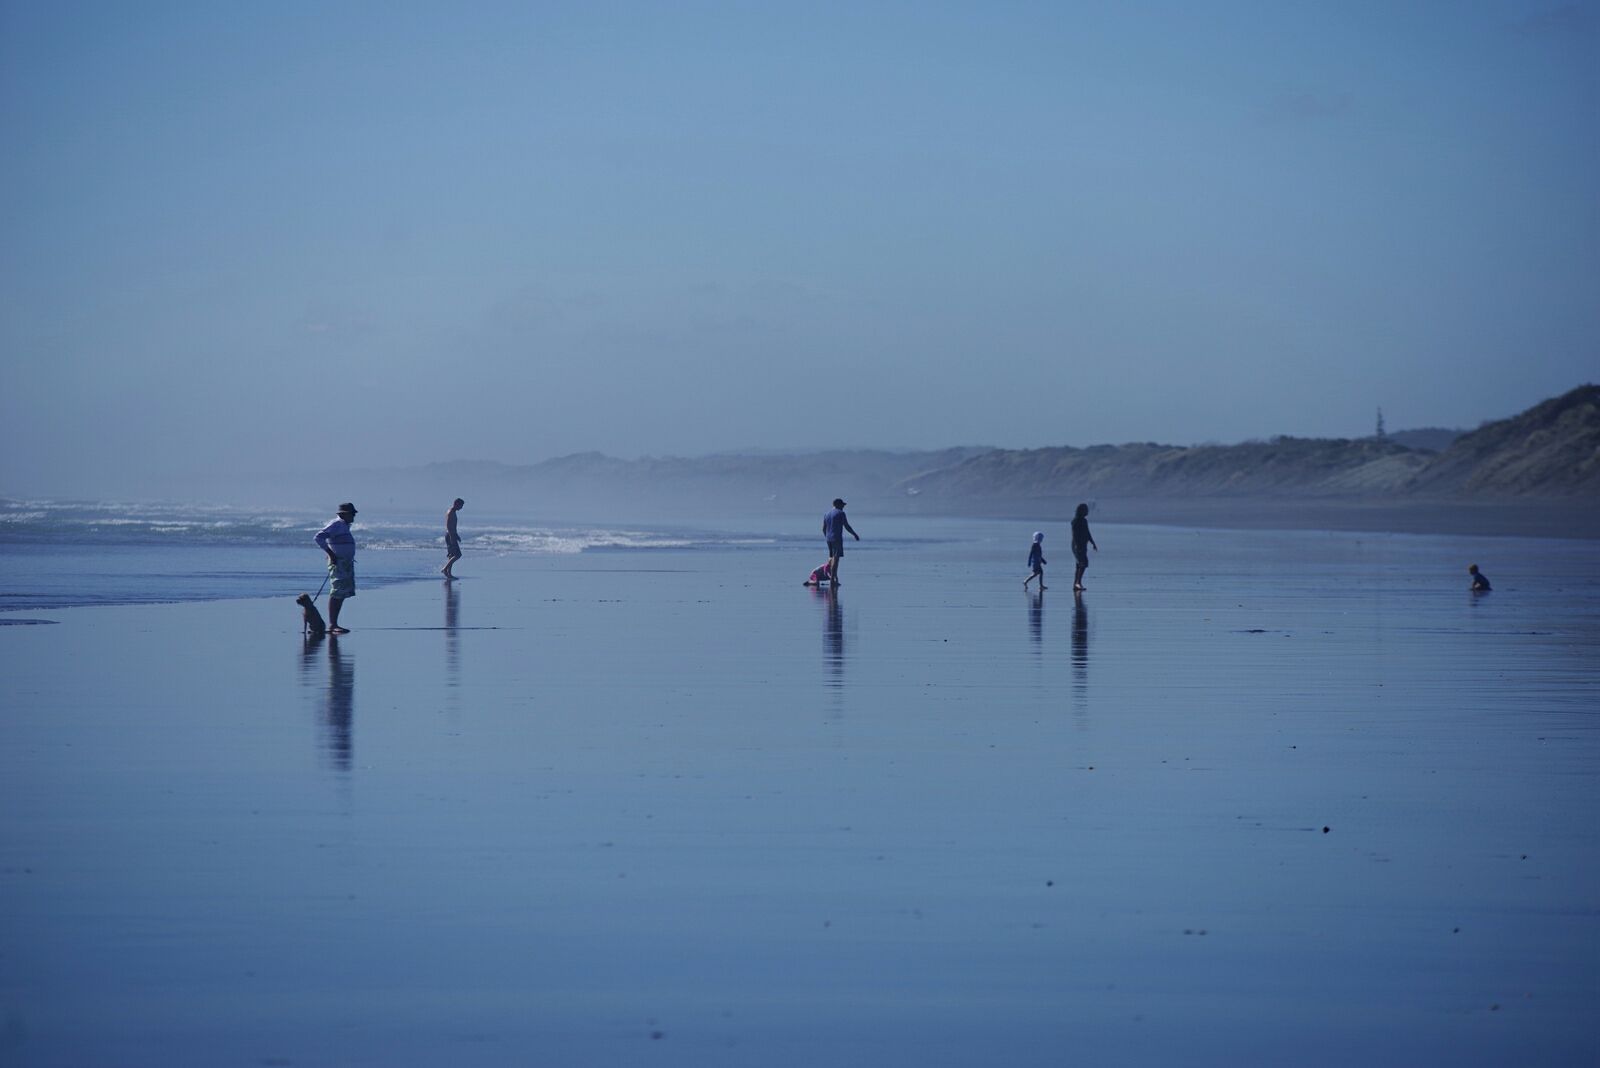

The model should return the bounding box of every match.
[1469,564,1491,591]
[1023,532,1047,590]
[804,562,834,587]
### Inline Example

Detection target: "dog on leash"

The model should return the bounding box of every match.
[296,593,327,637]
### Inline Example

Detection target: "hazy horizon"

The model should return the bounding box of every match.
[3,2,1596,499]
[0,377,1576,501]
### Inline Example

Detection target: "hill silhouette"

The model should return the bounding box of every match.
[897,385,1599,502]
[1401,385,1599,497]
[280,386,1598,536]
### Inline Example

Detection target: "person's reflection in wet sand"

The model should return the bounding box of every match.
[322,636,354,770]
[1029,591,1044,656]
[818,586,844,693]
[444,579,460,690]
[1071,592,1088,715]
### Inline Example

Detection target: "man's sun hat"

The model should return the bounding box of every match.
[338,502,358,514]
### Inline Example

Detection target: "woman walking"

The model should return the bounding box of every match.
[1070,503,1097,591]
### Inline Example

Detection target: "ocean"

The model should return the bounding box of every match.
[0,499,794,612]
[1,500,1596,1065]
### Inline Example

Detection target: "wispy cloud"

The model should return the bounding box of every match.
[485,290,607,333]
[1504,5,1592,38]
[1261,91,1355,126]
[299,304,378,341]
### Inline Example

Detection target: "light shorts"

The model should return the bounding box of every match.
[328,556,356,599]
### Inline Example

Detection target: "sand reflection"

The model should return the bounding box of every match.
[444,580,460,689]
[1072,592,1088,713]
[816,586,845,692]
[323,638,354,769]
[301,633,354,770]
[1029,590,1043,654]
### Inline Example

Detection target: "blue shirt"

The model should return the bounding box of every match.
[823,508,848,543]
[315,518,356,560]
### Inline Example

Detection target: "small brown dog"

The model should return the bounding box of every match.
[296,593,327,637]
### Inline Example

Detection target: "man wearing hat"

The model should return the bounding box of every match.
[315,502,359,633]
[822,498,859,586]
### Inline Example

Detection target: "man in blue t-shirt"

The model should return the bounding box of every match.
[822,499,859,585]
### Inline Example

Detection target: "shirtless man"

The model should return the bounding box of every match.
[442,498,465,579]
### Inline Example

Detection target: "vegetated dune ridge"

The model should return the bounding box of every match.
[320,447,991,518]
[895,384,1600,502]
[262,386,1596,536]
[1400,385,1600,496]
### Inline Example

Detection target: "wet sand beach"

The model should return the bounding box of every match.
[1,518,1596,1065]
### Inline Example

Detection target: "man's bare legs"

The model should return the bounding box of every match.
[441,499,464,579]
[327,595,347,634]
[829,555,842,586]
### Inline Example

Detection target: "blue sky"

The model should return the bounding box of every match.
[1,1,1595,494]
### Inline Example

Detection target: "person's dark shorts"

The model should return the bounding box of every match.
[1031,561,1044,575]
[828,539,844,558]
[1073,544,1089,568]
[446,532,462,559]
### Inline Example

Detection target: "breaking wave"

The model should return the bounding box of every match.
[0,499,803,611]
[0,500,778,555]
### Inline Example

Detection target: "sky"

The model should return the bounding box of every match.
[1,1,1596,496]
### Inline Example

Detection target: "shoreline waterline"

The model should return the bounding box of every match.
[1,520,1595,1065]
